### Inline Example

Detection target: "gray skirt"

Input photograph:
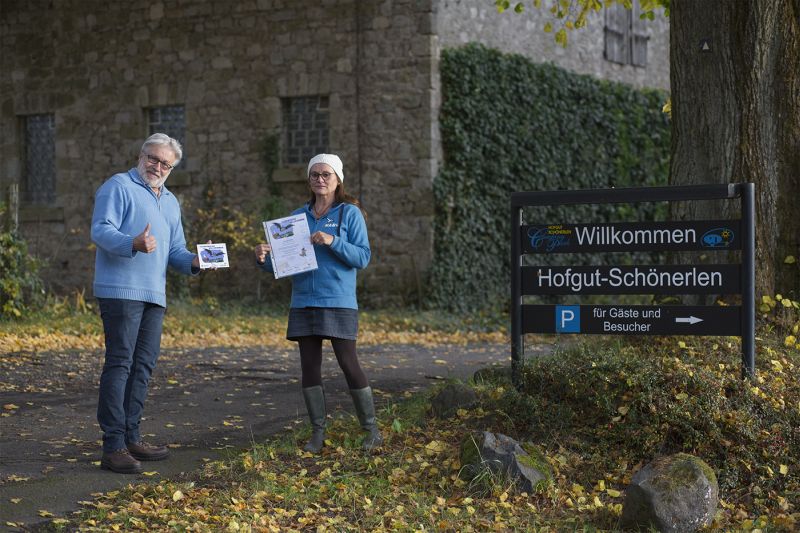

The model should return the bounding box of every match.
[286,307,359,341]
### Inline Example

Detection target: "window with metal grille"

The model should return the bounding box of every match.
[22,114,56,204]
[282,96,330,165]
[147,105,186,169]
[604,1,649,67]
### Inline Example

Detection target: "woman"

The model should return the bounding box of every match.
[254,153,382,453]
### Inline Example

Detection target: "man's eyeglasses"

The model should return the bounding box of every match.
[143,153,175,172]
[309,171,336,182]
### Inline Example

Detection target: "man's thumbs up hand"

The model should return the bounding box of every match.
[133,223,157,253]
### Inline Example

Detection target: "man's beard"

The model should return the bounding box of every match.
[137,162,167,189]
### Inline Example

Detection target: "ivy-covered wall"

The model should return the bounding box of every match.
[429,44,671,311]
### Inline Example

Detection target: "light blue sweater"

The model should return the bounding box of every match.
[261,203,370,309]
[91,168,197,307]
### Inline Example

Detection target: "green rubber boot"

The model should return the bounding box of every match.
[302,386,326,453]
[350,386,384,451]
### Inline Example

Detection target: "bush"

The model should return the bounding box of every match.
[0,219,44,319]
[485,335,800,503]
[429,44,671,311]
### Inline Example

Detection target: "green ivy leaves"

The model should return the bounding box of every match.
[428,44,670,312]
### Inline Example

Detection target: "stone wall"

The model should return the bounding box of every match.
[435,0,670,91]
[1,0,668,308]
[357,1,439,306]
[0,0,438,306]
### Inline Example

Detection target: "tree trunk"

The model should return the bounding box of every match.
[669,0,800,299]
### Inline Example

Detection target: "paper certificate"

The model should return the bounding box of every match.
[196,243,229,269]
[263,214,318,279]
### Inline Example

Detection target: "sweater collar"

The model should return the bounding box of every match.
[306,201,340,215]
[129,168,171,198]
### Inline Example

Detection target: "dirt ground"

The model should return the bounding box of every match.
[0,341,535,529]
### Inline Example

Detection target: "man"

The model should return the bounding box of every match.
[91,133,201,474]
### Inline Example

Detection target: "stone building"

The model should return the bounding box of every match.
[0,0,669,306]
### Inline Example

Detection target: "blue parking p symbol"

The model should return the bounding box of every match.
[555,305,580,333]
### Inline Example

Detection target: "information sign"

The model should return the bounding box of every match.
[522,220,741,253]
[522,305,741,336]
[522,264,741,295]
[510,183,756,382]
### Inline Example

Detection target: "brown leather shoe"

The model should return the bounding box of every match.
[101,449,143,474]
[127,441,169,461]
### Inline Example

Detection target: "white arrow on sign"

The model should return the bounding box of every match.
[675,316,704,325]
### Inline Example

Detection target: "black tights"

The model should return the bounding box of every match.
[297,336,368,390]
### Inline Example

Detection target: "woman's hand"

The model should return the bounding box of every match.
[310,231,334,246]
[255,243,272,264]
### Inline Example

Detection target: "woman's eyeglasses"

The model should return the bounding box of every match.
[309,171,335,182]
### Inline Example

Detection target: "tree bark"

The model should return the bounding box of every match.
[669,0,800,299]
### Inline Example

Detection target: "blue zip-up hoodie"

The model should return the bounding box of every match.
[261,203,370,309]
[91,168,197,307]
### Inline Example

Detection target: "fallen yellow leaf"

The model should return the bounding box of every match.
[425,440,447,453]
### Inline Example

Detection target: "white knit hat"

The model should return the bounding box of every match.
[307,153,344,182]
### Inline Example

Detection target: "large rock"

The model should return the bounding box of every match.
[430,383,479,418]
[621,453,718,532]
[459,431,551,494]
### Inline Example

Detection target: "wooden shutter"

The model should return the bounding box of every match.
[631,0,649,66]
[604,3,629,64]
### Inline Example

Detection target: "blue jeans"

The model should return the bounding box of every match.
[96,298,165,452]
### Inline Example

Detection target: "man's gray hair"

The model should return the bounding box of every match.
[141,133,183,165]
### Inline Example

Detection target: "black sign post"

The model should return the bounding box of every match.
[510,184,756,386]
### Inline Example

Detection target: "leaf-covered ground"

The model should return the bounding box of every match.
[0,299,506,355]
[2,297,798,531]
